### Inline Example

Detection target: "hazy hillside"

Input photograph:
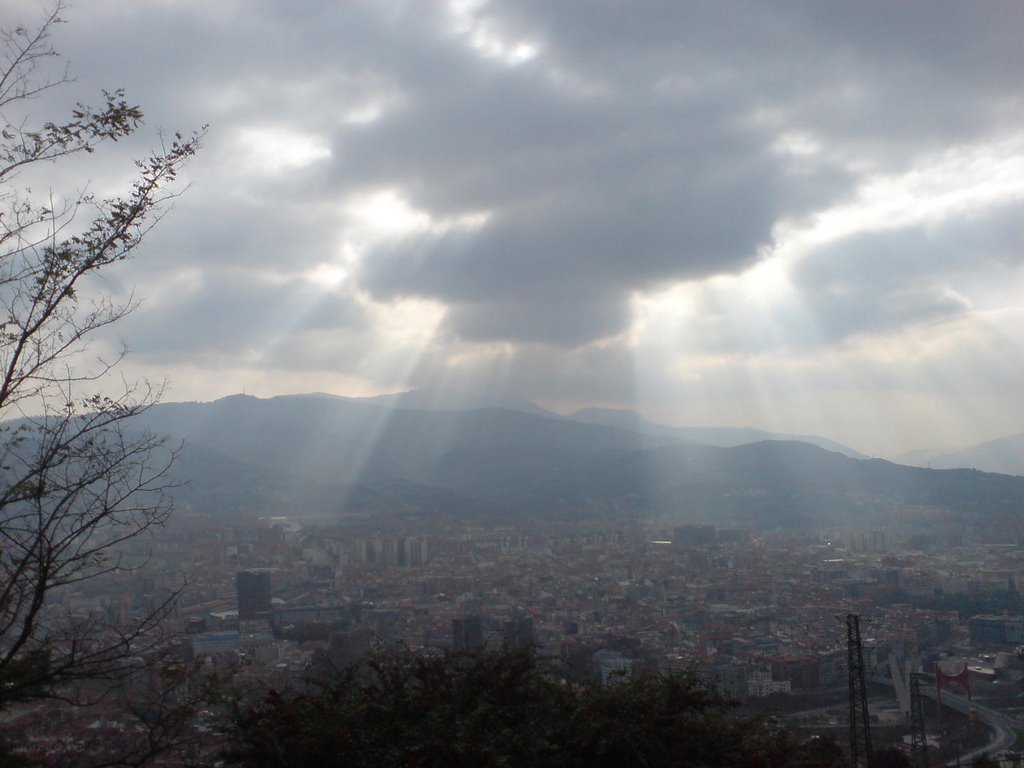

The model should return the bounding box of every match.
[427,436,1024,529]
[135,394,668,485]
[570,407,867,458]
[125,394,1024,531]
[363,387,558,419]
[161,440,503,525]
[897,433,1024,476]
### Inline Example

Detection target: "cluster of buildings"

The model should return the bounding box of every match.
[156,518,1024,703]
[5,511,1024,760]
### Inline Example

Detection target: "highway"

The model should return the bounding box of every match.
[872,672,1021,760]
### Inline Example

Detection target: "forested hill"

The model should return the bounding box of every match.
[131,394,1024,531]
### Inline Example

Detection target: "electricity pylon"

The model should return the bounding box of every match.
[909,672,929,768]
[847,614,873,767]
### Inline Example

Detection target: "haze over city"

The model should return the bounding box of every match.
[12,0,1024,458]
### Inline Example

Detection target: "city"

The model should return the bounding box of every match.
[6,509,1024,765]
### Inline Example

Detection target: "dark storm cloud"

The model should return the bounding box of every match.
[790,202,1024,344]
[678,200,1024,358]
[494,1,1023,151]
[125,270,366,359]
[326,7,859,345]
[4,0,1021,377]
[351,98,848,302]
[333,0,1019,345]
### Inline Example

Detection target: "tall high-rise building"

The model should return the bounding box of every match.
[378,538,399,567]
[236,569,271,620]
[452,615,483,651]
[502,615,534,650]
[846,530,886,553]
[403,536,429,567]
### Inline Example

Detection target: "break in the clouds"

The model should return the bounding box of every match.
[6,0,1022,456]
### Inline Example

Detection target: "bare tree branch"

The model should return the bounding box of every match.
[0,5,205,763]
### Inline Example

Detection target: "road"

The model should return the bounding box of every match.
[872,672,1021,760]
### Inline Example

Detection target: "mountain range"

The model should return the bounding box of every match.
[124,391,1024,535]
[896,433,1024,476]
[568,407,866,458]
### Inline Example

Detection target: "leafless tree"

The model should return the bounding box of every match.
[0,0,202,716]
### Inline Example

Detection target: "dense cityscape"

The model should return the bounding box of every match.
[5,509,1024,765]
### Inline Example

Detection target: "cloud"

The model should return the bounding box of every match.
[1,0,1022,452]
[332,25,859,342]
[123,269,367,360]
[786,200,1024,347]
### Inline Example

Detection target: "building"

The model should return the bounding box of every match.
[236,570,272,621]
[969,615,1024,646]
[770,655,820,691]
[748,666,791,697]
[378,538,399,567]
[402,536,429,567]
[453,615,484,651]
[272,605,350,625]
[593,649,632,684]
[192,630,240,657]
[673,525,716,548]
[701,662,748,702]
[847,530,886,553]
[502,616,535,650]
[354,536,429,567]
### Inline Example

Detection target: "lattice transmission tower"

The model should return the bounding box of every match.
[847,613,873,767]
[908,672,929,768]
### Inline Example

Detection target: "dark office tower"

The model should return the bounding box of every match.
[502,616,535,650]
[236,570,271,620]
[452,615,483,651]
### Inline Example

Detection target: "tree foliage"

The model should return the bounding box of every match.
[0,0,201,711]
[871,745,913,768]
[224,647,852,768]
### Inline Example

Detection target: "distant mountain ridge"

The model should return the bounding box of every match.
[362,387,558,419]
[568,407,867,459]
[120,392,1024,534]
[896,433,1024,476]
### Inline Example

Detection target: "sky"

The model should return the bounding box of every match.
[4,0,1023,458]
